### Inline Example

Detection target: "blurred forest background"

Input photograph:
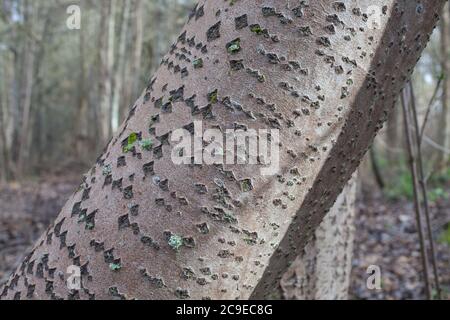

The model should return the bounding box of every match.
[0,0,449,299]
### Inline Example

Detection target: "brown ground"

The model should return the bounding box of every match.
[0,175,449,299]
[350,192,450,299]
[0,175,81,286]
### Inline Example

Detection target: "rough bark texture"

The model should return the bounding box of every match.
[0,0,444,300]
[280,175,356,300]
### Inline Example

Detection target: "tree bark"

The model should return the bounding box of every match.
[98,0,116,145]
[437,5,449,169]
[132,0,144,102]
[121,0,144,124]
[280,175,357,300]
[111,0,131,133]
[0,50,13,182]
[16,0,37,179]
[30,12,52,171]
[74,14,89,163]
[0,49,15,181]
[0,0,445,300]
[386,104,400,164]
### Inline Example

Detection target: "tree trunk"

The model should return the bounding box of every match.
[0,82,7,183]
[437,5,449,169]
[111,0,131,133]
[151,0,167,71]
[74,15,89,163]
[98,0,116,145]
[386,105,399,162]
[0,50,15,181]
[132,0,144,102]
[0,0,445,300]
[10,36,20,177]
[280,175,357,300]
[121,0,144,124]
[30,12,52,172]
[16,0,37,179]
[0,51,13,182]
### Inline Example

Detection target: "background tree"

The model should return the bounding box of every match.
[281,176,357,300]
[438,6,449,170]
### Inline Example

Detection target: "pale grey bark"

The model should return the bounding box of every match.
[0,0,445,300]
[98,0,116,144]
[280,175,357,300]
[111,0,131,133]
[132,0,144,102]
[121,0,144,124]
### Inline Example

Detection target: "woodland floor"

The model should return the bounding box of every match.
[0,175,449,300]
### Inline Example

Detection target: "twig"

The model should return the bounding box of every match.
[421,134,450,154]
[401,88,432,300]
[408,82,442,299]
[420,75,443,145]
